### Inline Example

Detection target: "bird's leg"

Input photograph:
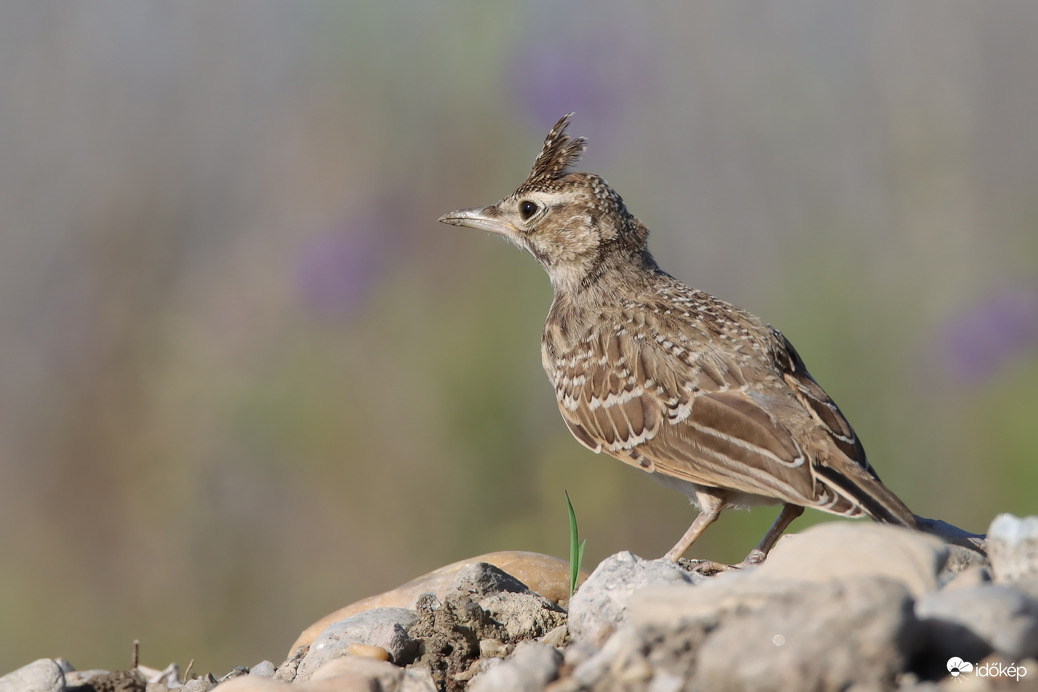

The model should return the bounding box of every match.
[737,503,804,567]
[663,489,727,562]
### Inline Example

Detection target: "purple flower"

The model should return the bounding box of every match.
[293,198,409,319]
[938,284,1038,384]
[294,230,380,318]
[507,9,657,144]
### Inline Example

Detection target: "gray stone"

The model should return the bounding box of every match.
[752,521,947,596]
[940,565,991,592]
[468,641,562,692]
[448,563,566,641]
[449,561,531,598]
[567,624,644,689]
[143,662,181,686]
[248,661,276,678]
[571,574,919,691]
[399,666,438,692]
[0,659,65,692]
[628,572,806,627]
[567,551,705,640]
[295,607,417,681]
[62,670,110,687]
[916,583,1038,660]
[181,673,218,692]
[51,660,74,675]
[989,514,1038,583]
[690,577,916,691]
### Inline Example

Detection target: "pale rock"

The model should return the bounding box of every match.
[567,624,645,688]
[752,521,947,596]
[52,660,74,674]
[295,608,417,682]
[182,673,219,692]
[0,659,64,692]
[248,661,276,678]
[467,641,562,692]
[309,657,400,686]
[291,551,582,654]
[691,578,915,690]
[448,563,567,641]
[916,583,1038,660]
[567,551,705,640]
[989,514,1038,583]
[62,670,110,687]
[398,667,438,692]
[213,675,290,692]
[539,624,568,649]
[941,565,991,592]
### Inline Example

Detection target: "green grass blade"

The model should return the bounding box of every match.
[565,490,584,596]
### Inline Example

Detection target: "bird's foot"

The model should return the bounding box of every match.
[680,559,737,576]
[734,548,768,568]
[678,549,768,576]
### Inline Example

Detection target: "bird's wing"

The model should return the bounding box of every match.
[551,324,884,514]
[773,332,868,471]
[771,334,917,525]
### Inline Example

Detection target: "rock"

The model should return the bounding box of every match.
[566,623,646,689]
[752,521,947,596]
[248,661,276,678]
[690,578,916,691]
[0,659,65,692]
[347,644,390,661]
[406,564,567,689]
[309,657,402,689]
[397,667,438,692]
[916,583,1038,660]
[52,660,74,674]
[182,673,219,692]
[566,551,705,640]
[214,676,290,692]
[539,624,568,649]
[63,669,111,688]
[450,563,567,641]
[295,608,418,681]
[941,565,991,592]
[989,514,1038,583]
[141,662,182,686]
[590,576,917,691]
[291,551,583,654]
[467,641,562,692]
[408,593,484,688]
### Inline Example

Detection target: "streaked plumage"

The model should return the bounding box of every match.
[439,114,917,563]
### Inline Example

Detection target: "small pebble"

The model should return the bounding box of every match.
[347,644,390,661]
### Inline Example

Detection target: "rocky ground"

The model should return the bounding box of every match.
[3,515,1037,692]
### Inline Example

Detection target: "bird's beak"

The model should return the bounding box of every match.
[437,206,517,237]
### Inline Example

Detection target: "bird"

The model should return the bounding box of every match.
[438,113,919,565]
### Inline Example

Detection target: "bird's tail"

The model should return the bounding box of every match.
[816,461,919,529]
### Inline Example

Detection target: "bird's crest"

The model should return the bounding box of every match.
[521,113,587,191]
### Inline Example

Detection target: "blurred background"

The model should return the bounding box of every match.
[1,0,1037,676]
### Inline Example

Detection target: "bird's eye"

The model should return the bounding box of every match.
[519,200,539,221]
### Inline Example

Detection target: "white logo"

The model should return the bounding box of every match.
[947,657,973,677]
[947,657,1028,682]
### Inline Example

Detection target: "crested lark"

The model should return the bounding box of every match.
[439,114,918,564]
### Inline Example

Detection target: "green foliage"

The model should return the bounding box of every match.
[566,490,587,597]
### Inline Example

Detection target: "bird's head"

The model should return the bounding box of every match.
[439,114,652,294]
